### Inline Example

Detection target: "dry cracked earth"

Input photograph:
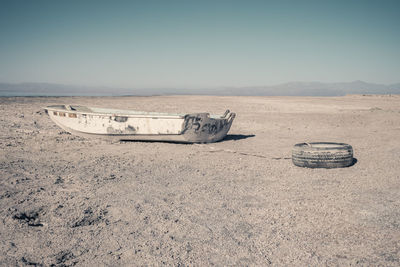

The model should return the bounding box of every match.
[0,95,399,266]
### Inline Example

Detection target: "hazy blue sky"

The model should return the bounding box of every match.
[0,0,399,88]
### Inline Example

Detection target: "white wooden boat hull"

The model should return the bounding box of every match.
[45,105,235,143]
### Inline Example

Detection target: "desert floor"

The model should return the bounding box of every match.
[0,95,399,266]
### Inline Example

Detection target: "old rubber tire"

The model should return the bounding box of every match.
[292,142,353,168]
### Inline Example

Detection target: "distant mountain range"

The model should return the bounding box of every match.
[0,81,399,96]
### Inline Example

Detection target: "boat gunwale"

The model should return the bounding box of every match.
[44,105,186,119]
[44,105,230,120]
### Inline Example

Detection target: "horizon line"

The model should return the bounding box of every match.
[1,79,400,90]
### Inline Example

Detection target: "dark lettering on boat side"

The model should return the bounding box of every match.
[183,114,228,134]
[184,115,202,131]
[200,121,227,134]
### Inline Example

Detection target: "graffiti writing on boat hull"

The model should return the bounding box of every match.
[182,113,229,135]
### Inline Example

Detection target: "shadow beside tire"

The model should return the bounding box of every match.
[348,158,358,167]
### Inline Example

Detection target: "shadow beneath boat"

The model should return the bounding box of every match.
[220,134,256,142]
[119,134,255,144]
[119,140,192,144]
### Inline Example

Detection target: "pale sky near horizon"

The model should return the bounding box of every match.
[0,0,399,89]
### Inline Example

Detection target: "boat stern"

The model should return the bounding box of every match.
[180,110,236,143]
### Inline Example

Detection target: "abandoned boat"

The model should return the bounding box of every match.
[45,105,236,143]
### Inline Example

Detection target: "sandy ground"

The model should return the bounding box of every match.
[0,95,399,266]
